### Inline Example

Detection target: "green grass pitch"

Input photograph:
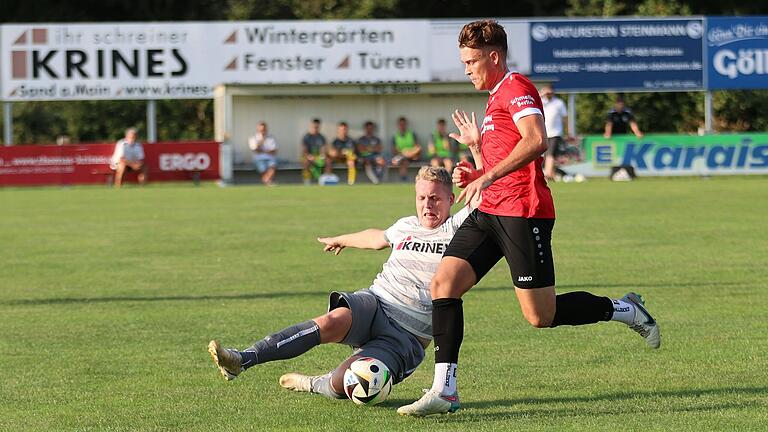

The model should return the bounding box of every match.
[1,177,766,431]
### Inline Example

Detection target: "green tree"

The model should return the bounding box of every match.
[712,90,768,132]
[156,100,214,141]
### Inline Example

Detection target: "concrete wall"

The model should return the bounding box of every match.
[217,84,488,165]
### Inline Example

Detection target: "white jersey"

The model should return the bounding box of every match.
[248,132,278,153]
[111,139,144,168]
[542,96,568,138]
[369,206,471,340]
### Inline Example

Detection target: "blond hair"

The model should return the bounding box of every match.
[415,166,452,189]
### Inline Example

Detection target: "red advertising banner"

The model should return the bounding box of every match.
[0,141,220,186]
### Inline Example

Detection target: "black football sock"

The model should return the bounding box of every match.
[432,298,464,364]
[239,320,321,369]
[550,291,614,327]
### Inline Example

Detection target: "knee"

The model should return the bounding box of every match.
[318,308,352,342]
[524,312,554,328]
[430,275,459,299]
[328,308,352,329]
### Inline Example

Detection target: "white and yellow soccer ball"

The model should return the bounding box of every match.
[343,357,393,405]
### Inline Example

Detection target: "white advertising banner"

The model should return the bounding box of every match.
[219,20,431,84]
[429,20,531,82]
[2,23,217,100]
[1,20,431,101]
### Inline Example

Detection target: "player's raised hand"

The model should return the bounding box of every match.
[452,160,481,188]
[317,237,345,255]
[449,110,480,150]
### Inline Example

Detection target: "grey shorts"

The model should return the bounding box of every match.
[328,290,426,384]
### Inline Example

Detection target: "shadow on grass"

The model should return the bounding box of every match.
[476,281,750,292]
[383,386,766,421]
[1,290,329,306]
[5,280,749,307]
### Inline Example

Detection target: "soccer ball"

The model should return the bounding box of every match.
[318,173,340,185]
[343,357,393,405]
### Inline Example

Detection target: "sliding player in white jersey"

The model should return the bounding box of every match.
[208,166,480,401]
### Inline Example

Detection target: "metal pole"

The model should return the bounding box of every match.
[567,93,577,136]
[378,96,387,155]
[704,91,713,134]
[3,102,12,146]
[146,100,157,143]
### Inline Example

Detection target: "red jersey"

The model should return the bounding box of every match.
[478,72,555,219]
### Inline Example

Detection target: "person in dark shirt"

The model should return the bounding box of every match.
[327,121,357,185]
[356,121,387,184]
[301,118,327,185]
[604,95,643,138]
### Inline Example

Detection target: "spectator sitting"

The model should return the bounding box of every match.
[248,121,278,186]
[111,127,147,188]
[327,121,357,185]
[301,118,327,185]
[356,121,387,184]
[391,116,422,182]
[428,118,457,173]
[56,135,71,146]
[604,95,644,139]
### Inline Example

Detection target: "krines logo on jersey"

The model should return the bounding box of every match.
[395,235,448,254]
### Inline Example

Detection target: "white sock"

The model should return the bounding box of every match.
[431,363,458,395]
[610,299,636,325]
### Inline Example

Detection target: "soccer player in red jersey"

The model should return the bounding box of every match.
[398,20,661,417]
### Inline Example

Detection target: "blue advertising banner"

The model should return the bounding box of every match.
[564,133,768,177]
[706,16,768,90]
[530,18,705,91]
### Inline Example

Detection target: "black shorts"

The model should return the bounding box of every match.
[444,209,555,289]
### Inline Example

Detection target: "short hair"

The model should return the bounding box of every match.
[458,20,508,55]
[312,118,321,124]
[415,166,452,189]
[398,116,407,123]
[125,127,138,135]
[364,121,374,128]
[437,118,446,125]
[338,121,348,127]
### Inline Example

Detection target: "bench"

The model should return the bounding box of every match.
[232,159,431,185]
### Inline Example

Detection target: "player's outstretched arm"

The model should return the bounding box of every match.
[457,114,547,206]
[317,229,388,255]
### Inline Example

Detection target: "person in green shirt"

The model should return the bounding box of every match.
[428,118,458,173]
[391,116,422,182]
